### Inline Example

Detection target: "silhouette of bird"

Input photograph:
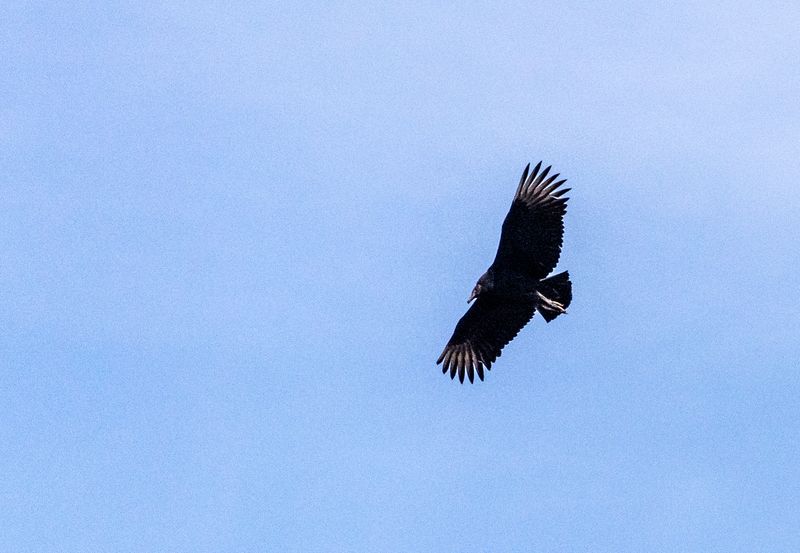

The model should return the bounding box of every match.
[437,161,572,383]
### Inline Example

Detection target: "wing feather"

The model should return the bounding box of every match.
[493,162,570,279]
[436,296,536,383]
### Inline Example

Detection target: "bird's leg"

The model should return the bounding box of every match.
[536,291,567,314]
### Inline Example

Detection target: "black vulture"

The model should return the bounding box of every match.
[437,161,572,383]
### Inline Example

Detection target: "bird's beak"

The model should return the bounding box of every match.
[467,289,477,303]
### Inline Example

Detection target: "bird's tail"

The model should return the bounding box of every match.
[536,271,572,323]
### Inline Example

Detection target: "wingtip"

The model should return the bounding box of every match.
[515,163,531,198]
[552,185,570,198]
[528,161,542,187]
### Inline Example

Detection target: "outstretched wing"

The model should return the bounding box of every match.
[436,296,536,383]
[492,162,570,279]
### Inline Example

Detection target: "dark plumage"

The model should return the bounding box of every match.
[436,161,573,383]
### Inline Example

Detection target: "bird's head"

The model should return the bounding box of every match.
[467,283,483,303]
[468,273,493,303]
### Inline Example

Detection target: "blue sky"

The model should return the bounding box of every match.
[2,2,799,551]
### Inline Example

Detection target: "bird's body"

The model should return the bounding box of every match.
[437,161,572,383]
[473,267,537,301]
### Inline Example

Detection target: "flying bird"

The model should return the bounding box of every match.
[437,161,572,383]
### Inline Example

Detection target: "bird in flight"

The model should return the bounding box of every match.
[437,161,572,383]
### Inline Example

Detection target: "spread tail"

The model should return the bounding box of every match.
[536,271,572,323]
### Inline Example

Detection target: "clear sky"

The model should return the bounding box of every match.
[2,2,799,552]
